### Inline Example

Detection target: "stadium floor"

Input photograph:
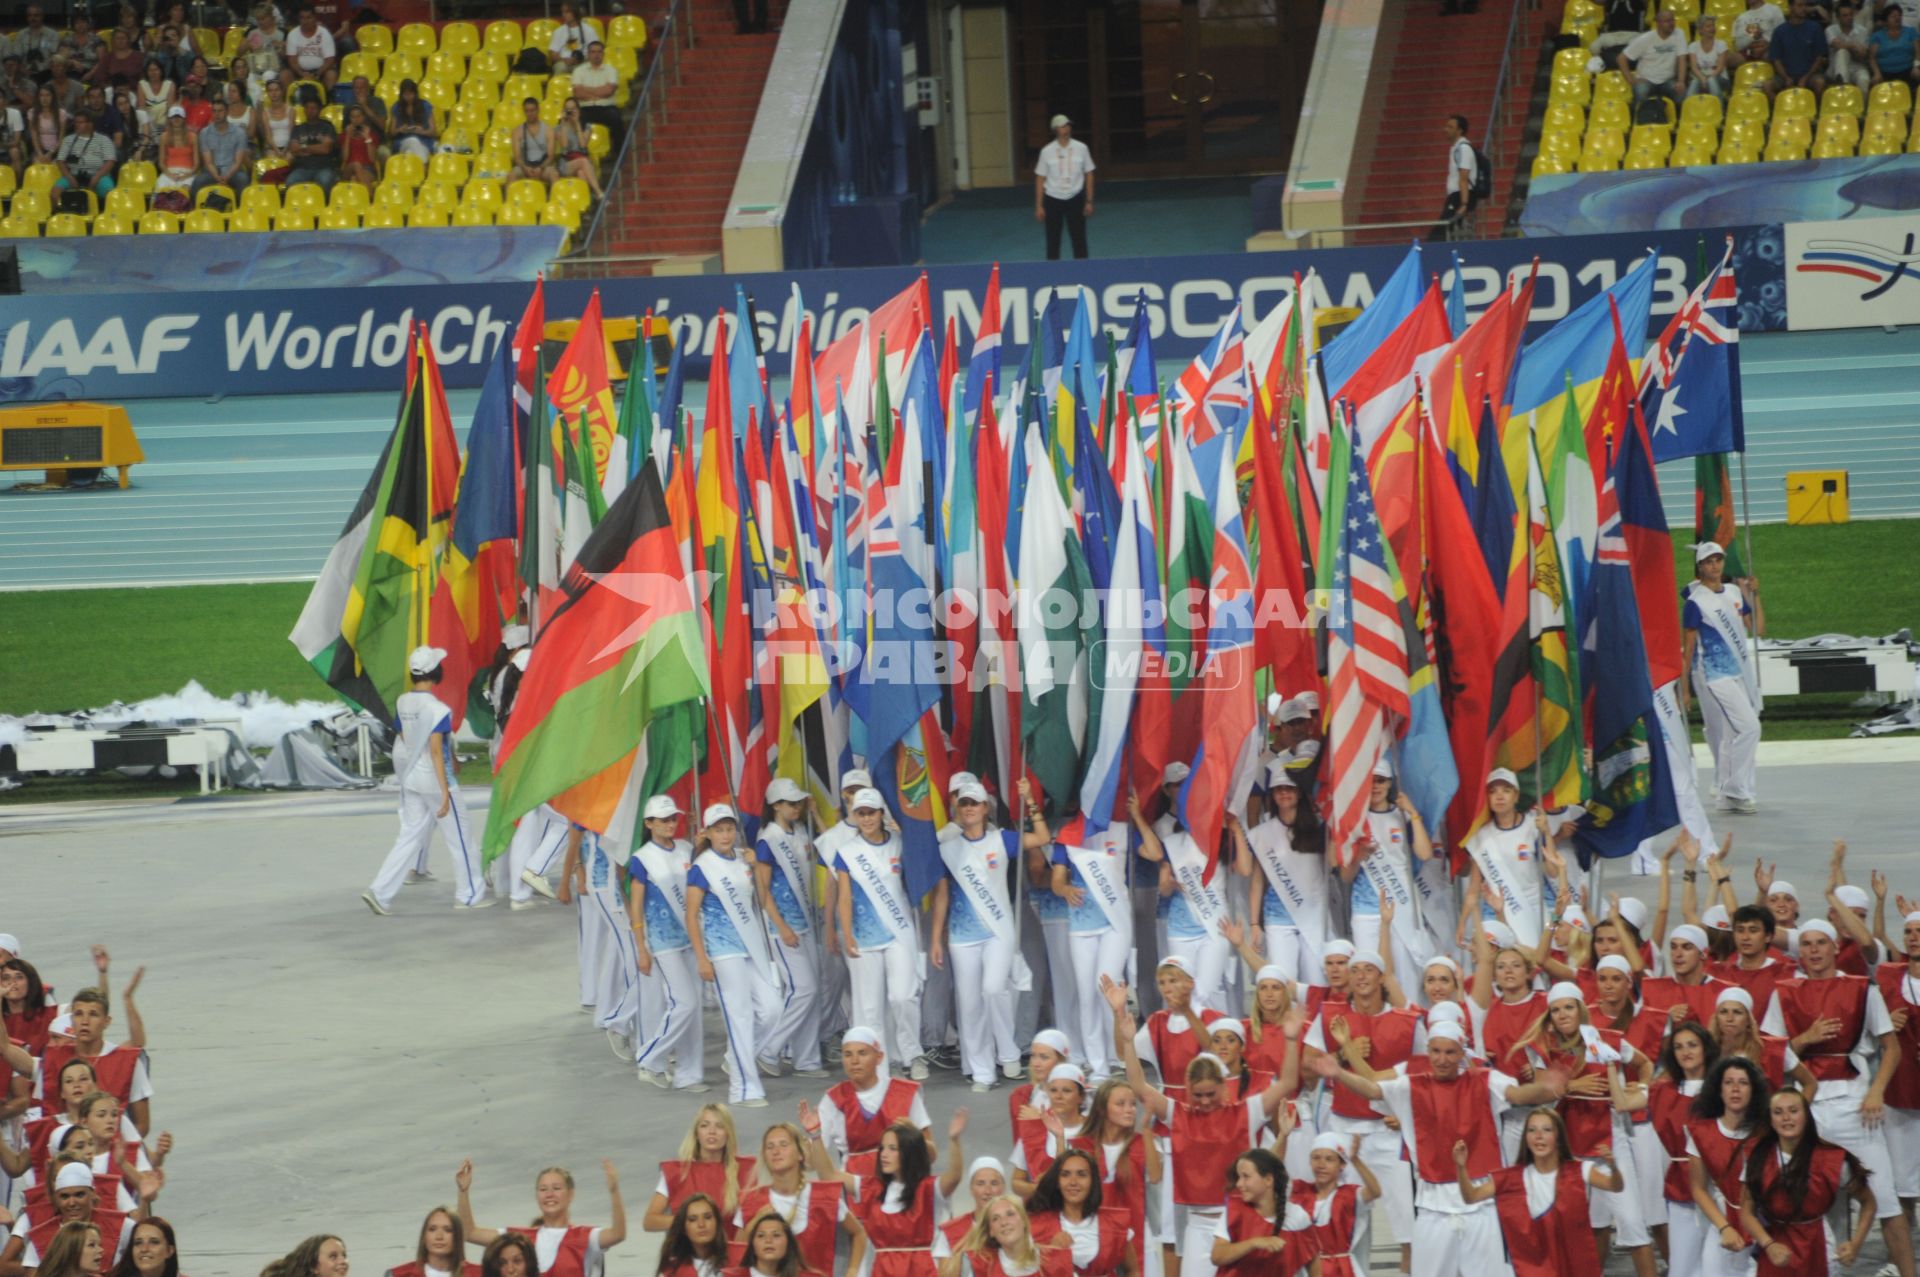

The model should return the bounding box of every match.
[0,327,1914,591]
[920,177,1257,264]
[3,748,1913,1277]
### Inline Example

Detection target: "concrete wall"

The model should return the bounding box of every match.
[957,6,1014,188]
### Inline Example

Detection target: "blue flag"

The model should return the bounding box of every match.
[1470,395,1516,600]
[1643,248,1745,462]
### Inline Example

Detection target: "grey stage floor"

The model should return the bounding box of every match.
[4,749,1919,1277]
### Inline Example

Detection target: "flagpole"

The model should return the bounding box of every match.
[1736,451,1757,585]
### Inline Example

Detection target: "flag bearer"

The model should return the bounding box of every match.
[1680,543,1763,814]
[363,646,489,915]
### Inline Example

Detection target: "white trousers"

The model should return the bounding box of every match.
[1260,924,1325,986]
[1630,1118,1666,1223]
[1695,674,1760,804]
[1038,916,1082,1061]
[371,786,485,907]
[1332,1120,1413,1254]
[1590,1114,1652,1246]
[1351,914,1430,1006]
[1068,925,1133,1076]
[711,953,779,1103]
[1829,46,1872,91]
[847,938,922,1065]
[578,884,639,1033]
[762,931,824,1070]
[1882,1106,1920,1200]
[1166,930,1233,1013]
[1809,1091,1900,1219]
[634,946,705,1086]
[1698,1207,1757,1277]
[1667,1200,1707,1277]
[950,936,1021,1084]
[1410,1207,1513,1277]
[506,804,569,901]
[1178,1208,1223,1277]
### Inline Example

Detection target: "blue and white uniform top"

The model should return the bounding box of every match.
[1682,581,1753,683]
[832,829,915,952]
[688,848,758,961]
[755,822,816,935]
[941,827,1021,947]
[628,837,694,953]
[1155,812,1226,941]
[583,828,613,890]
[1051,825,1132,936]
[392,689,455,793]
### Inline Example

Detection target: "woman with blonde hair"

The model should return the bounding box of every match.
[729,1122,860,1275]
[38,1223,106,1277]
[1708,988,1813,1094]
[645,1105,754,1236]
[456,1160,627,1277]
[388,1208,478,1277]
[941,1196,1070,1277]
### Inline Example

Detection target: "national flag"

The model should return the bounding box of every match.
[697,312,752,803]
[815,276,932,417]
[1125,390,1173,808]
[787,286,822,484]
[1248,382,1316,699]
[1546,372,1598,688]
[1447,250,1468,337]
[875,713,952,905]
[1159,406,1214,704]
[1642,239,1745,463]
[971,388,1022,800]
[1694,453,1748,579]
[962,264,1003,429]
[1615,387,1685,689]
[480,464,708,862]
[1469,394,1517,598]
[1320,244,1423,400]
[545,290,620,485]
[1016,422,1094,818]
[731,285,774,452]
[1349,285,1452,578]
[1317,409,1412,864]
[561,407,608,567]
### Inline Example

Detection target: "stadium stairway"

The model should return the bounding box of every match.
[1351,1,1547,244]
[603,0,786,271]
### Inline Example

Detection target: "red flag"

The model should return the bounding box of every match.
[972,391,1020,800]
[697,313,752,805]
[1250,390,1316,698]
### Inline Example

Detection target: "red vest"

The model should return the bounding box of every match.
[826,1079,921,1179]
[1407,1071,1502,1185]
[1026,1206,1132,1277]
[1243,1021,1301,1078]
[966,1248,1073,1277]
[27,1205,129,1264]
[24,1171,125,1214]
[940,1215,975,1252]
[1874,964,1920,1108]
[1711,960,1789,1014]
[1169,1097,1255,1207]
[4,1004,57,1056]
[1685,1119,1755,1229]
[387,1263,483,1277]
[37,1043,142,1111]
[1146,1008,1225,1135]
[659,1157,758,1237]
[1835,939,1873,978]
[1481,994,1546,1074]
[1537,1028,1627,1157]
[1751,1145,1849,1277]
[850,1177,935,1277]
[1490,1162,1601,1277]
[1772,975,1869,1080]
[722,1268,824,1277]
[505,1225,596,1277]
[1288,1183,1359,1277]
[1007,1083,1036,1127]
[1590,1001,1665,1065]
[1646,1080,1697,1202]
[730,1182,843,1273]
[1641,975,1723,1028]
[1217,1199,1314,1277]
[1068,1131,1147,1251]
[1221,1067,1276,1106]
[1314,1002,1418,1120]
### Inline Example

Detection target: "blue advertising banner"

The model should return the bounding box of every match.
[0,223,1783,403]
[1522,154,1920,239]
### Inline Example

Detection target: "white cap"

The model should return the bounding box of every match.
[1157,954,1194,975]
[1425,955,1462,979]
[1547,981,1587,1006]
[501,623,531,649]
[1768,881,1798,901]
[1799,919,1839,943]
[1046,1063,1087,1088]
[1322,940,1356,959]
[1049,113,1070,128]
[1669,924,1709,952]
[0,934,18,955]
[1562,905,1592,932]
[1835,884,1872,911]
[642,795,682,820]
[948,770,979,791]
[1266,763,1298,789]
[1349,950,1386,972]
[1483,921,1519,950]
[1716,986,1754,1012]
[1209,1018,1245,1041]
[1310,1133,1349,1156]
[1279,697,1311,723]
[840,768,872,790]
[1163,761,1190,784]
[954,781,990,805]
[965,1156,1007,1184]
[1617,898,1650,932]
[408,645,448,675]
[49,1011,71,1036]
[701,802,738,827]
[1702,904,1732,929]
[849,787,886,812]
[1426,1021,1465,1044]
[1292,738,1322,759]
[1297,690,1321,713]
[1904,911,1920,927]
[53,1163,94,1191]
[765,777,806,805]
[1596,955,1634,976]
[1426,999,1465,1022]
[1266,692,1284,719]
[842,1027,884,1050]
[1371,757,1394,780]
[1031,1029,1073,1055]
[1255,964,1290,986]
[1486,767,1519,789]
[1695,540,1726,562]
[167,104,185,117]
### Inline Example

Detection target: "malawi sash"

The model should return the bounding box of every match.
[695,849,776,979]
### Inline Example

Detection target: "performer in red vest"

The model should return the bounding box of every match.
[808,1117,936,1277]
[1645,1022,1715,1277]
[933,1150,1007,1264]
[387,1207,482,1277]
[1025,1149,1135,1277]
[1684,1057,1768,1277]
[1643,926,1726,1029]
[1312,1019,1564,1277]
[1467,923,1548,1159]
[1012,1066,1089,1193]
[1738,1090,1873,1277]
[1067,1079,1157,1266]
[652,1194,728,1277]
[728,1123,860,1275]
[722,1210,825,1277]
[36,987,151,1136]
[1457,1109,1621,1277]
[1131,954,1225,1277]
[1007,1031,1074,1129]
[0,1162,132,1270]
[645,1106,756,1237]
[1208,1148,1314,1277]
[1286,1135,1377,1277]
[939,1197,1072,1277]
[1708,989,1812,1092]
[1,958,57,1057]
[456,1159,628,1277]
[1872,908,1920,1218]
[1710,908,1791,1021]
[1759,918,1915,1277]
[815,1028,932,1182]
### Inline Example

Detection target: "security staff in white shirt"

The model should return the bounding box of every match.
[1033,113,1095,260]
[1430,113,1478,242]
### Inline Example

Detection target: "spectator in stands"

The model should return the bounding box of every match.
[1034,112,1094,259]
[152,23,196,84]
[510,95,557,182]
[1869,6,1920,84]
[570,42,621,135]
[62,16,104,81]
[284,86,337,191]
[89,32,147,88]
[307,0,356,56]
[197,100,250,194]
[389,79,435,158]
[1771,0,1829,92]
[340,102,380,186]
[255,78,295,167]
[555,97,602,198]
[1591,0,1646,61]
[548,3,602,71]
[152,106,199,197]
[1686,15,1733,96]
[246,7,287,86]
[344,75,386,127]
[1620,9,1688,109]
[26,83,66,163]
[221,80,254,135]
[286,8,338,90]
[0,95,23,178]
[1731,0,1784,66]
[179,77,212,130]
[48,58,86,113]
[0,55,30,113]
[81,85,124,153]
[1429,112,1476,242]
[115,85,157,158]
[8,7,61,76]
[137,59,176,119]
[54,111,118,196]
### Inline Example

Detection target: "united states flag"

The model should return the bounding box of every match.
[1323,410,1411,865]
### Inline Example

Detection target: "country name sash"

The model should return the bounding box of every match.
[763,826,816,933]
[696,849,776,978]
[634,839,691,918]
[838,834,920,952]
[1166,830,1225,935]
[1248,822,1323,943]
[939,833,1034,991]
[1064,840,1132,937]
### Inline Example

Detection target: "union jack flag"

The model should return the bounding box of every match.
[1640,240,1744,462]
[1172,308,1250,447]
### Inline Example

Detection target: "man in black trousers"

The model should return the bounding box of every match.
[1033,113,1095,260]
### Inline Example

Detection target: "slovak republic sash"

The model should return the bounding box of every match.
[1165,830,1225,935]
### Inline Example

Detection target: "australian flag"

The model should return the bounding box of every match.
[1641,240,1745,463]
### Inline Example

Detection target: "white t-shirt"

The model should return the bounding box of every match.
[1826,16,1872,53]
[816,1079,931,1159]
[1008,1121,1083,1170]
[1521,1159,1604,1217]
[1465,817,1544,947]
[1732,4,1783,51]
[1034,138,1095,200]
[1374,1071,1516,1213]
[1623,28,1687,83]
[548,20,603,59]
[1687,39,1729,77]
[570,60,619,97]
[284,24,334,71]
[393,688,454,792]
[1446,137,1475,195]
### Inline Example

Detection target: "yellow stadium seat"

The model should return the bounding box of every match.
[428,153,473,186]
[1577,151,1621,172]
[221,27,245,60]
[373,180,413,210]
[276,206,319,230]
[194,184,236,211]
[1763,138,1807,161]
[9,191,50,223]
[1769,116,1812,147]
[1717,143,1759,164]
[284,183,327,212]
[1818,115,1860,146]
[1584,126,1627,157]
[44,213,87,237]
[1623,150,1667,170]
[524,18,559,51]
[461,179,504,211]
[1727,89,1769,123]
[469,49,509,84]
[1548,73,1591,107]
[459,78,500,107]
[428,50,466,83]
[484,20,524,56]
[374,78,404,108]
[138,211,181,234]
[441,22,480,58]
[1680,94,1722,128]
[1910,131,1920,153]
[503,74,546,104]
[320,207,362,229]
[240,184,281,215]
[1868,82,1912,117]
[545,73,573,102]
[1629,123,1672,155]
[397,22,435,57]
[1810,138,1853,159]
[1859,136,1901,156]
[229,208,273,232]
[383,152,427,187]
[1775,87,1816,120]
[538,100,564,127]
[1531,152,1571,179]
[506,178,547,210]
[539,199,580,231]
[415,179,459,209]
[22,162,60,193]
[1539,128,1580,160]
[1733,61,1773,93]
[452,205,494,226]
[104,188,146,219]
[330,182,371,211]
[322,104,345,132]
[195,27,221,60]
[1672,142,1714,166]
[608,13,648,50]
[588,124,611,163]
[408,203,452,227]
[606,50,637,99]
[1544,102,1586,132]
[1589,99,1631,132]
[551,177,592,213]
[420,81,457,113]
[1553,46,1589,77]
[184,209,226,232]
[1593,70,1631,104]
[451,98,491,130]
[119,162,159,196]
[1677,120,1718,149]
[1820,86,1864,118]
[0,167,12,199]
[356,23,394,56]
[340,51,381,83]
[91,213,134,235]
[495,203,537,227]
[484,125,515,153]
[1667,0,1701,22]
[383,54,424,84]
[364,206,407,229]
[476,146,515,180]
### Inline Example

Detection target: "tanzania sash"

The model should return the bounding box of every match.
[1247,822,1325,944]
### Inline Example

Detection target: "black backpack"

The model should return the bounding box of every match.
[1469,144,1493,201]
